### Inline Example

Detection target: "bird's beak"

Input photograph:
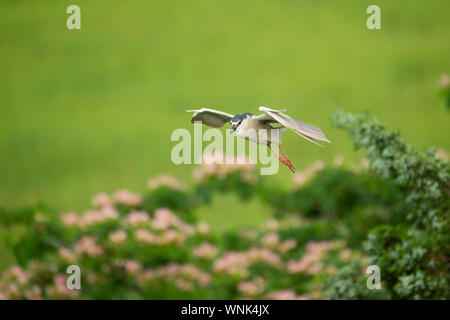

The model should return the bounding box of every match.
[230,124,237,134]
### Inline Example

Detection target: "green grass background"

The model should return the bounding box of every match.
[0,0,449,270]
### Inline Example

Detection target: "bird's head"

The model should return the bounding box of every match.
[229,113,253,133]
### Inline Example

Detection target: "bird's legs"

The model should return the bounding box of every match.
[268,143,295,173]
[277,143,295,171]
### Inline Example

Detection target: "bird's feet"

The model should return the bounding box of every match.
[277,154,295,173]
[268,143,296,173]
[277,143,295,173]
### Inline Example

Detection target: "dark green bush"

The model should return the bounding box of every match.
[333,109,449,299]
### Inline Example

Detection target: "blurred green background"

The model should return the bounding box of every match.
[0,1,449,269]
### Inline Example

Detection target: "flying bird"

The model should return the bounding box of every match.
[186,106,331,173]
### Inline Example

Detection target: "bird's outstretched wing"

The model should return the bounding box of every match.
[255,106,331,146]
[186,108,234,128]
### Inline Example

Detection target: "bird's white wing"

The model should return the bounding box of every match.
[186,108,234,128]
[255,106,331,146]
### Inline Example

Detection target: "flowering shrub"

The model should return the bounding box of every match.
[0,162,370,299]
[0,111,448,299]
[0,203,362,299]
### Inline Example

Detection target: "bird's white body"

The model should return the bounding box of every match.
[235,116,284,145]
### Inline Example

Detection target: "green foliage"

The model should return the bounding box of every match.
[333,109,449,232]
[140,187,196,222]
[333,109,450,299]
[0,110,448,299]
[266,168,405,248]
[273,169,400,218]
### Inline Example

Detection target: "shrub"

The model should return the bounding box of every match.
[0,161,365,300]
[333,109,449,299]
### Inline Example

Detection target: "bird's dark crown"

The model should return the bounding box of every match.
[230,113,253,123]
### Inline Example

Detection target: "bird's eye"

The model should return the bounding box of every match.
[238,121,242,125]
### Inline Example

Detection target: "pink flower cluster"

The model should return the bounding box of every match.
[114,189,142,206]
[91,192,112,208]
[265,290,308,300]
[349,157,371,174]
[213,247,281,277]
[196,222,210,235]
[238,276,266,297]
[134,228,158,244]
[260,232,279,249]
[278,239,297,254]
[75,236,104,257]
[333,155,345,167]
[339,248,352,262]
[260,231,297,254]
[264,216,304,231]
[0,265,43,300]
[122,208,194,235]
[151,208,194,234]
[438,73,449,89]
[263,219,279,231]
[434,148,449,162]
[3,266,30,285]
[292,160,326,188]
[46,274,79,299]
[213,251,249,277]
[133,227,188,246]
[65,206,197,249]
[193,242,219,259]
[246,247,281,266]
[91,190,142,208]
[287,241,342,275]
[120,208,196,246]
[61,207,119,228]
[0,283,42,300]
[123,259,142,275]
[59,247,76,263]
[147,174,186,191]
[239,229,258,241]
[157,229,188,245]
[123,210,150,227]
[193,153,257,184]
[109,229,127,244]
[137,263,211,292]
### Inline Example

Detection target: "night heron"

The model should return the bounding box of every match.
[186,106,331,173]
